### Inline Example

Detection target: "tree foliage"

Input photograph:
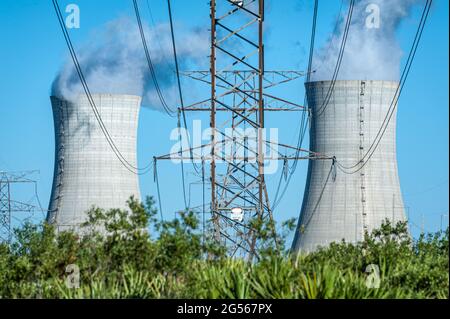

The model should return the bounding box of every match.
[0,197,447,299]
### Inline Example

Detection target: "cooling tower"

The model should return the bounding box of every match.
[47,94,142,232]
[292,80,406,252]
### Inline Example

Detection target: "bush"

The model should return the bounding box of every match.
[0,197,447,299]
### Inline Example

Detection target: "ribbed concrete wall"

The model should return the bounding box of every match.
[47,94,141,232]
[292,80,406,252]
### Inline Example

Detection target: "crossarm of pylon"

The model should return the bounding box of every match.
[264,71,305,89]
[266,140,334,160]
[180,71,305,91]
[9,200,37,212]
[0,170,39,183]
[181,92,304,112]
[220,71,258,96]
[154,142,213,161]
[262,94,306,110]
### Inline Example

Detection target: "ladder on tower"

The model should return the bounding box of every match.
[359,81,368,237]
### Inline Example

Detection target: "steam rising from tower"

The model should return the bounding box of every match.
[51,17,208,111]
[312,0,423,81]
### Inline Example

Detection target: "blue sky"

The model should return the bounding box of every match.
[0,0,448,239]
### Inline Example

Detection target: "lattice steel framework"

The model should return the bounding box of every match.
[156,0,331,260]
[0,171,41,242]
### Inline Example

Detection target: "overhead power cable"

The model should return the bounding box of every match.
[132,0,176,118]
[153,158,165,221]
[145,0,173,71]
[52,0,152,176]
[299,159,336,231]
[271,0,318,210]
[315,0,355,117]
[167,0,202,175]
[178,113,191,210]
[312,0,345,75]
[272,0,363,211]
[167,0,186,122]
[306,0,319,83]
[202,158,206,245]
[336,0,433,175]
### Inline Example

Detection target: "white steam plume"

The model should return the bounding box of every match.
[312,0,424,82]
[52,17,208,111]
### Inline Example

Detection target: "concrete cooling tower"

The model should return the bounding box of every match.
[47,94,142,232]
[292,80,406,252]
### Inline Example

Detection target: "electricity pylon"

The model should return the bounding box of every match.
[156,0,331,260]
[0,171,43,243]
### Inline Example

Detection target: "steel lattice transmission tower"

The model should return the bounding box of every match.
[156,0,331,260]
[0,171,42,242]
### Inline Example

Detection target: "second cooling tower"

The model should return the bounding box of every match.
[292,80,407,252]
[47,94,142,232]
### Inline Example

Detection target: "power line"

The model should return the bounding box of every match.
[202,158,206,245]
[166,0,201,212]
[315,0,355,118]
[291,0,319,169]
[32,180,46,218]
[132,0,176,118]
[167,0,185,120]
[153,158,165,221]
[53,0,152,175]
[312,0,345,75]
[177,113,191,209]
[52,0,152,176]
[307,0,319,83]
[145,0,173,71]
[0,171,44,242]
[404,179,449,197]
[272,0,354,211]
[336,0,433,175]
[271,0,318,210]
[166,0,202,175]
[299,159,336,231]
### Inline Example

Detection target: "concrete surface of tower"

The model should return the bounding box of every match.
[47,94,141,232]
[292,80,407,252]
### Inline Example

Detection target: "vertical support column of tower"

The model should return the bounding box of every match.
[0,180,11,242]
[47,94,142,233]
[292,80,407,253]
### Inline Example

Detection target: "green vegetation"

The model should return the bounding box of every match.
[0,197,448,299]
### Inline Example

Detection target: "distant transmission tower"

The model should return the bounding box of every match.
[0,171,43,242]
[156,0,331,260]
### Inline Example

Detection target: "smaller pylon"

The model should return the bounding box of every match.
[0,171,43,242]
